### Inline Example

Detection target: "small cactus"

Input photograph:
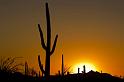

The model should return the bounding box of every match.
[25,61,29,76]
[78,68,80,74]
[61,54,64,76]
[83,65,86,74]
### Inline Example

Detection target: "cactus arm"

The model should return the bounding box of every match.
[38,24,46,50]
[38,55,45,74]
[50,34,58,55]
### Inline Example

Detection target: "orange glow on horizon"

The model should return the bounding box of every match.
[72,62,97,73]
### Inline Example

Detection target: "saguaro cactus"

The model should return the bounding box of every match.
[38,3,58,78]
[61,54,64,76]
[78,68,80,74]
[61,54,71,75]
[83,65,86,74]
[25,61,29,76]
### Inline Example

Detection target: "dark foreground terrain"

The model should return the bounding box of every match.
[0,70,124,82]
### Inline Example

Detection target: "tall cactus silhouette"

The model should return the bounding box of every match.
[83,65,86,74]
[25,61,29,76]
[38,3,58,78]
[78,68,80,74]
[61,54,64,76]
[61,54,71,75]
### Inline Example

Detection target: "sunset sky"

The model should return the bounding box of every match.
[0,0,124,76]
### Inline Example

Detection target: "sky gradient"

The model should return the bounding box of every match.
[0,0,124,76]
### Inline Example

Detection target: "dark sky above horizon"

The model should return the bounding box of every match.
[0,0,124,76]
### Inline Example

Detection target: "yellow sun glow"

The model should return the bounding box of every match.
[73,63,97,73]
